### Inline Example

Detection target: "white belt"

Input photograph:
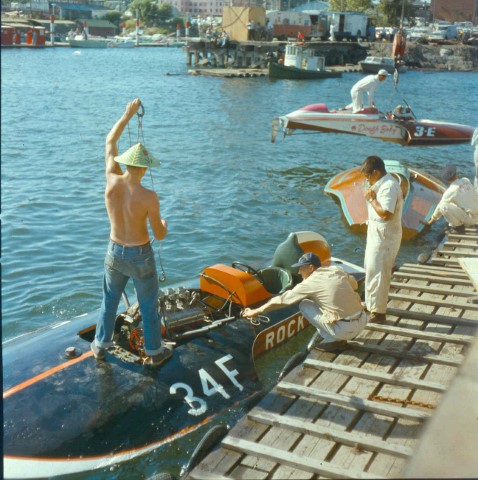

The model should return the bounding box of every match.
[341,310,364,322]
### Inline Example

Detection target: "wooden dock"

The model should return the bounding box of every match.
[186,227,478,479]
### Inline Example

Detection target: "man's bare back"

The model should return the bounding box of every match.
[104,99,167,246]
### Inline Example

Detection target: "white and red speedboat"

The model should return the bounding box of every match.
[272,103,474,147]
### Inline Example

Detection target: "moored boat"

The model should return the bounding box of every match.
[324,160,446,240]
[359,56,407,74]
[3,231,364,479]
[272,102,475,146]
[269,43,342,80]
[68,35,112,48]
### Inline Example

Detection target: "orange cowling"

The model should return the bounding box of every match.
[393,33,406,59]
[200,264,272,307]
[300,239,331,267]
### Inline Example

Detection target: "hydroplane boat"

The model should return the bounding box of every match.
[3,231,364,479]
[325,160,446,240]
[271,103,474,146]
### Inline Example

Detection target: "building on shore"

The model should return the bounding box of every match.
[430,0,478,24]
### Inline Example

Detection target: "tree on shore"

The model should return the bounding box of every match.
[328,0,373,12]
[129,0,161,26]
[378,0,413,26]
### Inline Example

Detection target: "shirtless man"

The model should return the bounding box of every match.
[91,98,171,367]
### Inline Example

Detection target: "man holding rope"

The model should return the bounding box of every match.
[91,98,171,367]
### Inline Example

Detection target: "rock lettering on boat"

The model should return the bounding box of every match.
[170,354,244,416]
[264,314,307,351]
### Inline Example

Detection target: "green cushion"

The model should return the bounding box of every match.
[271,233,304,278]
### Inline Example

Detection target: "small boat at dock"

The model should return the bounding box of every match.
[269,43,342,80]
[359,56,407,74]
[272,102,475,146]
[324,160,446,240]
[68,35,112,48]
[3,231,364,479]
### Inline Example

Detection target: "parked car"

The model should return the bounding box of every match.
[429,24,458,40]
[407,26,431,41]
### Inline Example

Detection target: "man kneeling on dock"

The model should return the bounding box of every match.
[425,164,478,234]
[243,253,367,352]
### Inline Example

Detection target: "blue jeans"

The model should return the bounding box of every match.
[94,240,162,356]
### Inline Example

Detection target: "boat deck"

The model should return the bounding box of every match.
[186,227,478,479]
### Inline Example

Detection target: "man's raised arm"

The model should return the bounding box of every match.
[105,98,141,176]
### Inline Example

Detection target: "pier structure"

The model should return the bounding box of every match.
[184,39,368,69]
[186,227,478,479]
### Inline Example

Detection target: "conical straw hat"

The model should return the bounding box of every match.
[114,143,159,167]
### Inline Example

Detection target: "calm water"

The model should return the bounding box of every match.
[2,47,477,478]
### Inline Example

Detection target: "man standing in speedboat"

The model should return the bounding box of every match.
[91,98,171,367]
[425,164,478,234]
[243,253,367,352]
[362,156,403,324]
[349,70,389,113]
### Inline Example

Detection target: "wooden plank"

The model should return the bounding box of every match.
[189,471,234,480]
[303,359,447,393]
[401,262,462,272]
[459,257,478,291]
[249,410,413,458]
[387,307,478,328]
[442,242,478,249]
[390,281,476,297]
[436,250,478,258]
[222,436,383,479]
[447,233,478,240]
[399,263,466,275]
[365,323,474,345]
[347,340,463,367]
[277,382,431,420]
[388,292,478,311]
[393,272,472,286]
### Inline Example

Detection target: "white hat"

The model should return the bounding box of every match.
[378,69,390,76]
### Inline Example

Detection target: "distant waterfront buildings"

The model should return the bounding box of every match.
[430,0,477,23]
[162,0,330,19]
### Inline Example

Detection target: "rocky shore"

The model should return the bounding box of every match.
[365,40,478,72]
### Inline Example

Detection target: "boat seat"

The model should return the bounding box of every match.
[271,232,304,283]
[301,103,329,113]
[259,267,293,294]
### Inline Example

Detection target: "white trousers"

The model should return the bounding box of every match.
[351,89,364,113]
[299,299,367,343]
[436,203,478,227]
[364,222,401,314]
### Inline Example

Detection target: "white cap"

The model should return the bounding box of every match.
[378,69,390,76]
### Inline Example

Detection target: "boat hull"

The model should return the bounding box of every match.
[3,231,364,478]
[269,62,342,80]
[276,104,474,146]
[324,161,446,240]
[68,38,111,48]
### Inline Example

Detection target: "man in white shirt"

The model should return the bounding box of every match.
[243,253,367,352]
[426,164,478,233]
[349,70,389,113]
[362,156,403,324]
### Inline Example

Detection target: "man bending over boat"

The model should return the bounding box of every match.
[362,156,403,324]
[91,98,171,367]
[348,70,389,113]
[425,164,478,234]
[243,253,367,352]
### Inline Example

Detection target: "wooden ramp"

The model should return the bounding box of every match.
[186,227,478,479]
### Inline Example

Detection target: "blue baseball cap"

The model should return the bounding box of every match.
[291,253,321,268]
